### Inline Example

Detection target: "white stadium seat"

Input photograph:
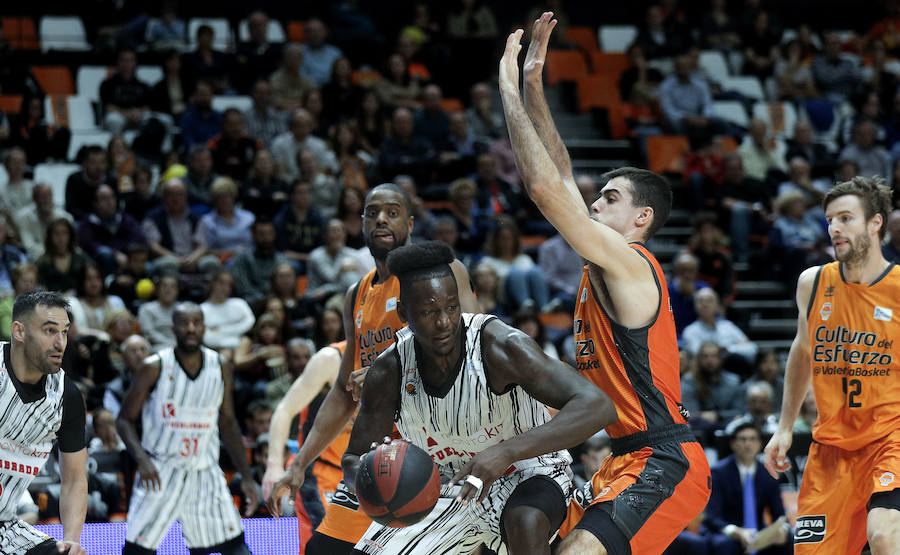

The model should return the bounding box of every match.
[599,25,637,53]
[39,16,90,52]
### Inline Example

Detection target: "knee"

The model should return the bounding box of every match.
[504,505,551,544]
[557,530,608,555]
[867,526,898,555]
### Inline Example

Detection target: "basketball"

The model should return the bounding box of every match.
[355,439,441,528]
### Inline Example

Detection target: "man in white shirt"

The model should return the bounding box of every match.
[271,109,337,180]
[14,184,73,259]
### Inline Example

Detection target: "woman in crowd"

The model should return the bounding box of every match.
[333,121,372,191]
[201,268,257,354]
[312,306,344,350]
[68,262,127,341]
[470,261,508,319]
[478,215,550,311]
[36,218,93,294]
[335,186,367,249]
[197,176,255,261]
[241,149,289,217]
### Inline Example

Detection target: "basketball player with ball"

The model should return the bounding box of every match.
[342,241,617,555]
[500,13,711,554]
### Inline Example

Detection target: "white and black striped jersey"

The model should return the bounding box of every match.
[140,347,223,470]
[0,342,85,522]
[394,314,572,481]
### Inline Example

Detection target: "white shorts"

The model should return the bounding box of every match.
[125,462,243,549]
[354,464,571,555]
[0,518,53,553]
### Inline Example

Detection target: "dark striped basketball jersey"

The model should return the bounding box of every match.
[140,347,223,470]
[573,243,688,438]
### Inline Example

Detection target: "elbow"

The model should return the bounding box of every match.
[593,393,619,430]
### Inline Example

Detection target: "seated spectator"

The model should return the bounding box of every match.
[447,0,498,39]
[201,269,256,352]
[379,107,435,187]
[704,423,791,555]
[122,165,160,223]
[738,119,788,183]
[242,400,274,447]
[882,209,900,263]
[180,81,223,153]
[785,120,834,178]
[659,54,727,139]
[375,53,423,110]
[234,11,284,94]
[272,109,338,181]
[436,112,486,183]
[0,263,39,341]
[0,214,26,298]
[312,307,344,350]
[302,87,328,139]
[137,272,179,350]
[100,49,151,136]
[208,109,261,183]
[244,80,288,149]
[0,148,34,215]
[301,18,344,87]
[777,156,830,209]
[102,334,149,417]
[444,177,489,257]
[512,308,559,359]
[322,57,363,125]
[36,218,92,294]
[196,177,255,260]
[700,0,741,51]
[299,149,341,219]
[743,349,784,413]
[65,146,114,221]
[683,288,758,369]
[68,262,127,340]
[106,243,150,313]
[473,152,523,221]
[811,32,862,105]
[618,42,664,110]
[471,261,508,319]
[668,252,710,336]
[336,186,366,249]
[571,434,611,491]
[181,24,231,94]
[775,39,818,101]
[354,90,391,156]
[714,155,772,264]
[6,95,70,165]
[149,50,189,119]
[726,381,780,436]
[144,1,186,52]
[840,91,888,146]
[479,216,550,312]
[270,261,317,333]
[680,341,745,429]
[862,38,900,113]
[395,175,435,240]
[538,230,583,315]
[265,338,314,407]
[331,124,371,193]
[769,190,830,284]
[234,313,286,387]
[305,219,363,302]
[77,184,146,275]
[413,84,450,147]
[107,136,136,194]
[635,4,685,59]
[839,120,892,184]
[230,217,287,307]
[14,183,73,259]
[241,149,289,219]
[183,145,218,208]
[741,10,781,80]
[142,178,220,275]
[270,44,317,112]
[687,213,737,303]
[274,180,324,270]
[466,82,504,142]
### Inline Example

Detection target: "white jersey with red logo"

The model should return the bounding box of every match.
[140,347,223,470]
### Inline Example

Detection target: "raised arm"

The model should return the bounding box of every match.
[117,356,162,491]
[218,357,259,516]
[454,319,617,502]
[451,259,481,314]
[764,266,816,478]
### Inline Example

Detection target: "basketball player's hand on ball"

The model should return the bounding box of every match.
[523,12,557,85]
[451,444,514,505]
[499,29,524,96]
[763,427,793,479]
[137,455,161,491]
[241,476,260,517]
[56,540,86,554]
[348,365,370,402]
[267,463,305,518]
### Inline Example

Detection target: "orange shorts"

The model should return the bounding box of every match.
[560,440,710,554]
[314,479,373,544]
[794,430,900,553]
[310,461,343,507]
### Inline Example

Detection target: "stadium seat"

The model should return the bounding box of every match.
[77,66,112,104]
[188,18,233,51]
[67,131,111,162]
[721,76,765,101]
[439,98,464,112]
[3,17,39,50]
[565,26,598,53]
[238,18,286,43]
[752,101,798,139]
[286,21,305,43]
[0,95,23,114]
[598,25,637,53]
[212,95,253,113]
[712,100,749,128]
[588,51,629,78]
[699,50,730,84]
[545,50,589,86]
[576,75,627,138]
[647,135,689,175]
[39,16,90,52]
[34,163,80,207]
[136,66,163,87]
[32,66,75,96]
[45,95,97,131]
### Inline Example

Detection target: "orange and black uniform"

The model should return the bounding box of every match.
[307,269,405,554]
[796,262,900,553]
[559,243,711,554]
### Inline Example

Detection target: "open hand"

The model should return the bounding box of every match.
[266,463,305,518]
[523,12,558,84]
[499,29,525,95]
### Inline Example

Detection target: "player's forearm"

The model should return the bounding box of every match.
[60,473,87,542]
[289,383,357,473]
[341,454,362,494]
[777,341,812,431]
[522,79,576,186]
[266,405,292,471]
[220,416,253,475]
[117,417,151,464]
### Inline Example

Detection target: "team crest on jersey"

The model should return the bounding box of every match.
[580,288,588,303]
[879,471,895,487]
[405,383,416,395]
[819,302,832,321]
[795,515,826,544]
[355,309,364,329]
[162,403,176,418]
[874,306,893,322]
[385,297,397,312]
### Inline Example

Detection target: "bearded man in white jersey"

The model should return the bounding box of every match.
[117,302,259,554]
[0,291,86,555]
[342,242,617,555]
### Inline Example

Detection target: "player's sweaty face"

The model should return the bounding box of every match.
[590,177,636,234]
[826,195,872,264]
[26,306,69,374]
[363,190,411,259]
[406,276,462,357]
[174,312,205,351]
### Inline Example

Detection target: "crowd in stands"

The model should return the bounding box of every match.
[0,0,898,549]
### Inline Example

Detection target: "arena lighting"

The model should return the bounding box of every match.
[36,518,299,554]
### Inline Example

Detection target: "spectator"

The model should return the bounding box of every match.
[659,54,726,139]
[512,308,559,359]
[395,174,435,240]
[274,180,324,269]
[208,109,261,182]
[149,50,190,119]
[6,94,70,165]
[687,214,737,306]
[775,39,818,101]
[704,423,791,554]
[479,216,551,312]
[680,341,745,429]
[35,218,91,294]
[473,152,523,221]
[196,177,255,258]
[271,109,338,181]
[538,230,582,314]
[68,262,127,340]
[122,165,160,223]
[0,148,34,215]
[715,154,772,264]
[769,190,830,284]
[183,145,218,207]
[379,107,435,187]
[435,112,485,183]
[270,261,316,334]
[862,38,900,113]
[413,84,450,147]
[243,400,274,446]
[181,24,231,94]
[106,243,151,313]
[0,213,26,297]
[700,0,741,51]
[744,349,784,411]
[333,121,372,191]
[270,44,317,112]
[312,306,344,350]
[298,149,341,218]
[14,183,73,259]
[572,435,611,491]
[102,334,149,417]
[305,219,362,302]
[198,268,255,352]
[738,118,788,183]
[301,18,344,87]
[682,288,758,367]
[137,272,179,349]
[142,178,220,275]
[335,186,366,249]
[0,263,39,341]
[668,252,710,336]
[100,49,151,136]
[811,32,862,105]
[241,149,289,217]
[354,90,391,155]
[321,57,363,125]
[785,120,834,178]
[230,217,287,306]
[471,261,508,319]
[77,184,146,274]
[107,136,135,194]
[243,80,288,148]
[301,89,328,138]
[234,313,286,388]
[179,81,223,152]
[144,1,186,52]
[726,381,780,436]
[445,177,489,256]
[466,82,504,142]
[741,10,781,79]
[265,338,314,407]
[777,156,830,208]
[882,209,900,263]
[618,43,664,108]
[840,91,888,146]
[234,11,284,94]
[65,145,114,221]
[447,0,498,39]
[838,120,892,184]
[635,4,684,59]
[375,53,423,110]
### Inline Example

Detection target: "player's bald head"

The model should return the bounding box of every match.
[173,301,203,324]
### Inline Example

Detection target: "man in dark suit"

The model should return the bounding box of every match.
[705,423,791,555]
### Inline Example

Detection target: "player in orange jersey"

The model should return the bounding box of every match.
[499,13,710,554]
[765,177,900,553]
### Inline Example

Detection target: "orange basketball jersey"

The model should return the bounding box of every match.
[573,243,688,438]
[805,262,900,451]
[351,269,405,371]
